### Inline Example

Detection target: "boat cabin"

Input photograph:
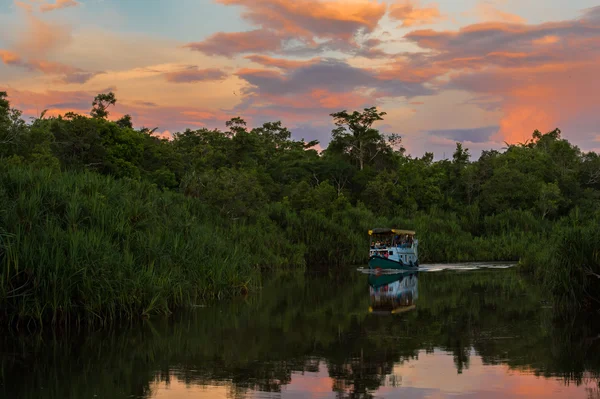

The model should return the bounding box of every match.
[368,228,419,267]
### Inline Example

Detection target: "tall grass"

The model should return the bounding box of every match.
[521,217,600,310]
[0,164,304,326]
[387,208,544,263]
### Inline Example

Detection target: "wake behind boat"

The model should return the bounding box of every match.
[368,228,419,271]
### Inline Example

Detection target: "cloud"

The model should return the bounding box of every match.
[403,20,598,59]
[217,0,386,40]
[427,126,499,143]
[230,58,434,131]
[472,3,526,24]
[0,87,233,133]
[0,48,100,83]
[582,5,600,23]
[185,29,284,57]
[164,66,228,83]
[244,54,321,69]
[14,1,33,12]
[387,6,600,144]
[40,0,80,12]
[13,8,72,58]
[389,0,444,27]
[236,58,432,100]
[185,0,387,57]
[0,49,23,66]
[133,100,158,107]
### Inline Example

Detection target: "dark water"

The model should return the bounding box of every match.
[2,265,600,399]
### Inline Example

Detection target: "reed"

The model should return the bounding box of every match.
[0,164,304,326]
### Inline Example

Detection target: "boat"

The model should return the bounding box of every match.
[368,228,419,270]
[368,271,418,314]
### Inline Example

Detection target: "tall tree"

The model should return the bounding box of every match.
[91,92,117,119]
[328,107,399,170]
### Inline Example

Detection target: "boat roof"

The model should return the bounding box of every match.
[368,228,416,236]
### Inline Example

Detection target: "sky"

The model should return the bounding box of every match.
[0,0,599,158]
[147,354,597,398]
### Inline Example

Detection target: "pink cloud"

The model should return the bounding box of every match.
[164,66,228,83]
[40,0,80,12]
[185,29,284,57]
[0,87,233,134]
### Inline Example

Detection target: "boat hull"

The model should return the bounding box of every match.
[368,256,418,271]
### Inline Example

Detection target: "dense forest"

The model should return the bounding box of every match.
[0,90,599,325]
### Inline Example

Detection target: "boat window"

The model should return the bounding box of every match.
[389,251,393,255]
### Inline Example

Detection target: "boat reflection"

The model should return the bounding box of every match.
[368,272,418,314]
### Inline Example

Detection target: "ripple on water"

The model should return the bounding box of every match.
[357,261,517,274]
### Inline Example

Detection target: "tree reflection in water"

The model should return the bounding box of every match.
[1,269,599,398]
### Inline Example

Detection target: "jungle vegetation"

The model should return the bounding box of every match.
[0,90,599,324]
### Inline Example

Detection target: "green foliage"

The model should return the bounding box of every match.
[0,164,304,326]
[1,90,600,320]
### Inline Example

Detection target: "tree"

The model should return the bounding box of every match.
[116,114,133,129]
[328,107,398,170]
[91,92,116,119]
[536,182,561,219]
[225,117,247,137]
[0,92,28,157]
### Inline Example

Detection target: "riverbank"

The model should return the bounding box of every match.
[2,163,600,326]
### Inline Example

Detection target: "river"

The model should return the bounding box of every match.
[1,264,599,398]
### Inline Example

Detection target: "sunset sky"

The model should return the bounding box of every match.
[1,0,599,158]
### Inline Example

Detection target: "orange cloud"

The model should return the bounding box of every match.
[0,48,100,83]
[163,67,228,83]
[186,0,387,57]
[218,0,386,40]
[393,6,600,144]
[40,0,80,12]
[0,49,23,66]
[14,1,33,12]
[14,9,72,58]
[389,0,444,27]
[244,55,321,69]
[473,3,526,24]
[533,35,560,45]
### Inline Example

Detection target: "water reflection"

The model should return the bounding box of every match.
[1,268,600,398]
[368,272,418,314]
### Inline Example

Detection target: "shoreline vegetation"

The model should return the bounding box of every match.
[1,91,599,326]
